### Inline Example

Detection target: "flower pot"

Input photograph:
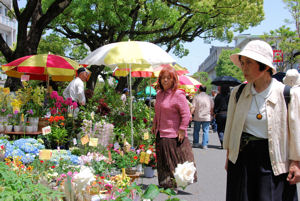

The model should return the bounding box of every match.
[14,125,23,132]
[0,125,5,133]
[5,125,13,132]
[125,167,137,175]
[32,125,38,132]
[144,166,154,178]
[25,126,34,133]
[29,117,39,126]
[1,116,8,126]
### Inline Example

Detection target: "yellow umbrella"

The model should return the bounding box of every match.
[81,41,176,146]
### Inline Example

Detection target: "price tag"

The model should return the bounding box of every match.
[42,126,51,135]
[89,137,98,147]
[81,135,89,145]
[21,75,30,81]
[143,132,149,140]
[39,149,52,160]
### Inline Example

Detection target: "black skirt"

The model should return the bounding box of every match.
[226,139,298,201]
[156,132,197,188]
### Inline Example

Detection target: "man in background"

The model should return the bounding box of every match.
[191,85,214,149]
[63,67,89,106]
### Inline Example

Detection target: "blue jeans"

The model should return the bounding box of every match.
[193,121,210,146]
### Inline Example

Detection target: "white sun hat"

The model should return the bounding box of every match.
[283,69,300,87]
[230,40,276,74]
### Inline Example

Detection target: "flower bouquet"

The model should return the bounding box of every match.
[138,144,157,169]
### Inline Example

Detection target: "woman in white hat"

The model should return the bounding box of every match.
[223,40,299,201]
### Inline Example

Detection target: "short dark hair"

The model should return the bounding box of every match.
[238,55,273,76]
[199,85,206,92]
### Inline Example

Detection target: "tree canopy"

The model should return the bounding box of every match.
[0,0,72,91]
[47,0,264,90]
[215,48,244,82]
[262,0,299,72]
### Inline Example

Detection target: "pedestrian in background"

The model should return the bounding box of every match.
[191,85,214,149]
[283,69,300,87]
[121,88,129,104]
[214,85,230,148]
[151,66,197,191]
[224,40,299,201]
[211,89,218,132]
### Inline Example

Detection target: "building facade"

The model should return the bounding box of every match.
[197,45,234,80]
[0,0,16,81]
[0,0,16,47]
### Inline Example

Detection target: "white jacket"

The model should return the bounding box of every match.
[223,79,300,176]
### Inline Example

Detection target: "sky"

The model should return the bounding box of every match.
[172,0,295,75]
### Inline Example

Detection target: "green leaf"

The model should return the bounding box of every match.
[142,184,160,199]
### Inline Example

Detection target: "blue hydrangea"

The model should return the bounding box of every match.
[50,150,79,165]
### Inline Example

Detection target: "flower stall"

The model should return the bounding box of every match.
[0,80,184,201]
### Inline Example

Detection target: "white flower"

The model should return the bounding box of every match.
[174,161,196,189]
[72,166,95,192]
[146,149,152,154]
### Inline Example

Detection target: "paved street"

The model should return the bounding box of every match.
[137,123,300,201]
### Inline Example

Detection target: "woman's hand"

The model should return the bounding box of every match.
[287,161,300,184]
[151,126,156,134]
[177,129,185,143]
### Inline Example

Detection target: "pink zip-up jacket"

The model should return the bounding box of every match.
[153,89,190,138]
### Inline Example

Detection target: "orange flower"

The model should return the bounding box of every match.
[60,122,65,126]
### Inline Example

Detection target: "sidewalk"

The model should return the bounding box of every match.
[137,123,300,201]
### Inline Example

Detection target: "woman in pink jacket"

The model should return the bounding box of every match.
[151,66,197,191]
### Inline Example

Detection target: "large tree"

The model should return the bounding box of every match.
[48,0,264,91]
[215,48,244,82]
[262,0,300,72]
[0,0,72,91]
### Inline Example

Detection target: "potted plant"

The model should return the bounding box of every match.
[45,115,68,149]
[139,144,157,178]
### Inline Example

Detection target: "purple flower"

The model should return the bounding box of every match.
[7,114,12,118]
[27,109,33,115]
[14,110,19,115]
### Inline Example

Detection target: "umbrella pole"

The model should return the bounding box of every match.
[149,78,151,127]
[129,64,134,147]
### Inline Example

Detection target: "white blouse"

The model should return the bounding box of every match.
[243,79,273,139]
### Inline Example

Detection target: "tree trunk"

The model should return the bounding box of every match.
[115,77,128,92]
[86,65,105,90]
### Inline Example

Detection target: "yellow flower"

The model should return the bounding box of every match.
[3,88,10,95]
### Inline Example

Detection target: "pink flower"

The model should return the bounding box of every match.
[50,108,57,115]
[55,102,62,109]
[71,102,78,109]
[61,174,66,177]
[56,96,64,102]
[50,91,58,99]
[67,171,73,176]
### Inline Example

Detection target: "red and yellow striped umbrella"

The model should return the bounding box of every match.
[2,54,81,81]
[178,75,202,94]
[113,63,189,77]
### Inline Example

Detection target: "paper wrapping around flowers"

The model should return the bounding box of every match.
[140,152,146,163]
[144,153,150,165]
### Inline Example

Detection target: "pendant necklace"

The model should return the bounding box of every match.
[253,95,262,120]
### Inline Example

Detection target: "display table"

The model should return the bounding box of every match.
[127,172,142,182]
[4,131,42,139]
[4,131,42,135]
